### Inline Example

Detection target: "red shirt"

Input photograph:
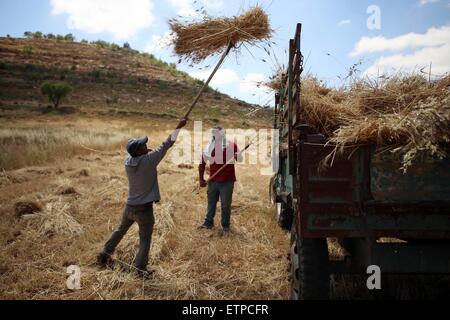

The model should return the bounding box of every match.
[202,143,239,182]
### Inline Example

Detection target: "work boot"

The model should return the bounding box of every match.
[136,267,154,279]
[96,251,111,267]
[198,223,213,230]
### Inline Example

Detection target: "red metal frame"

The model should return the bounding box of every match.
[296,143,450,239]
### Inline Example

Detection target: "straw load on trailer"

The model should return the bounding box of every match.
[265,72,450,171]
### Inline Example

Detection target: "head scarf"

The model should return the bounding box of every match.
[203,127,228,159]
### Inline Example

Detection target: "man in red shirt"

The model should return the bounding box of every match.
[198,127,242,232]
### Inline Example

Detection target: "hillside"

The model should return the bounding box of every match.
[0,37,272,126]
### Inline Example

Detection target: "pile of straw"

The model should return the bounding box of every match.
[267,71,449,171]
[169,6,273,63]
[303,75,450,171]
[21,198,83,237]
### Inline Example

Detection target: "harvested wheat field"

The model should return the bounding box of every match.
[0,117,289,300]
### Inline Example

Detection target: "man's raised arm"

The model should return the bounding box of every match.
[147,118,187,165]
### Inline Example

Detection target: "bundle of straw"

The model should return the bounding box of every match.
[169,6,272,63]
[22,199,83,237]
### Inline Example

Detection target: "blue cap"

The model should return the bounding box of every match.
[126,136,148,157]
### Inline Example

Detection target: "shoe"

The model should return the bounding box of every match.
[198,224,213,230]
[222,227,230,233]
[97,252,111,267]
[136,267,154,279]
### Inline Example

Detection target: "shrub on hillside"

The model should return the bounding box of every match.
[33,32,43,39]
[88,70,102,81]
[22,45,33,55]
[40,82,73,108]
[23,64,43,83]
[110,43,121,51]
[91,40,110,48]
[64,34,75,42]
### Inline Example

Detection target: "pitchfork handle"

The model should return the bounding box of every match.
[183,43,233,120]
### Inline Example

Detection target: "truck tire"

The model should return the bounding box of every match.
[290,225,330,300]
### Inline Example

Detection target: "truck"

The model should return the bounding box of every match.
[270,23,450,300]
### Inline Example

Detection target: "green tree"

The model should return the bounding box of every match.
[33,31,43,39]
[46,33,55,39]
[64,33,75,41]
[110,43,121,51]
[92,40,110,48]
[24,31,33,38]
[40,82,73,108]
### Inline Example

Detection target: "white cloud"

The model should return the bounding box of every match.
[165,0,224,17]
[165,0,197,16]
[239,73,266,93]
[145,31,175,54]
[190,68,239,87]
[337,19,351,27]
[419,0,439,6]
[50,0,154,39]
[204,0,224,11]
[238,73,273,105]
[350,25,450,57]
[364,42,450,76]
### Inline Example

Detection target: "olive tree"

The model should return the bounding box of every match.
[40,82,73,108]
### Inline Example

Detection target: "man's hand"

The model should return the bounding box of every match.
[199,178,207,188]
[176,118,187,129]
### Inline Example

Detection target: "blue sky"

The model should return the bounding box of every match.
[1,0,449,105]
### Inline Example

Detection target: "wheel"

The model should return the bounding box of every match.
[290,224,330,300]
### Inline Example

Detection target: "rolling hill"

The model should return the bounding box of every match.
[0,36,272,127]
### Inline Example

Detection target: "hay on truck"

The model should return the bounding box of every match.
[264,69,450,172]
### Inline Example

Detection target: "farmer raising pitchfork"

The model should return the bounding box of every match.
[97,118,187,277]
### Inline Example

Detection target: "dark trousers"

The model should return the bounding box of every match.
[103,204,154,270]
[204,181,234,228]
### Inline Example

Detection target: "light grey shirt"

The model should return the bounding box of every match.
[125,133,178,206]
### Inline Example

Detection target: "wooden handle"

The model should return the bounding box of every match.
[206,142,253,183]
[183,43,233,120]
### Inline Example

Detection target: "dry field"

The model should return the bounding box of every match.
[2,116,448,300]
[0,116,290,300]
